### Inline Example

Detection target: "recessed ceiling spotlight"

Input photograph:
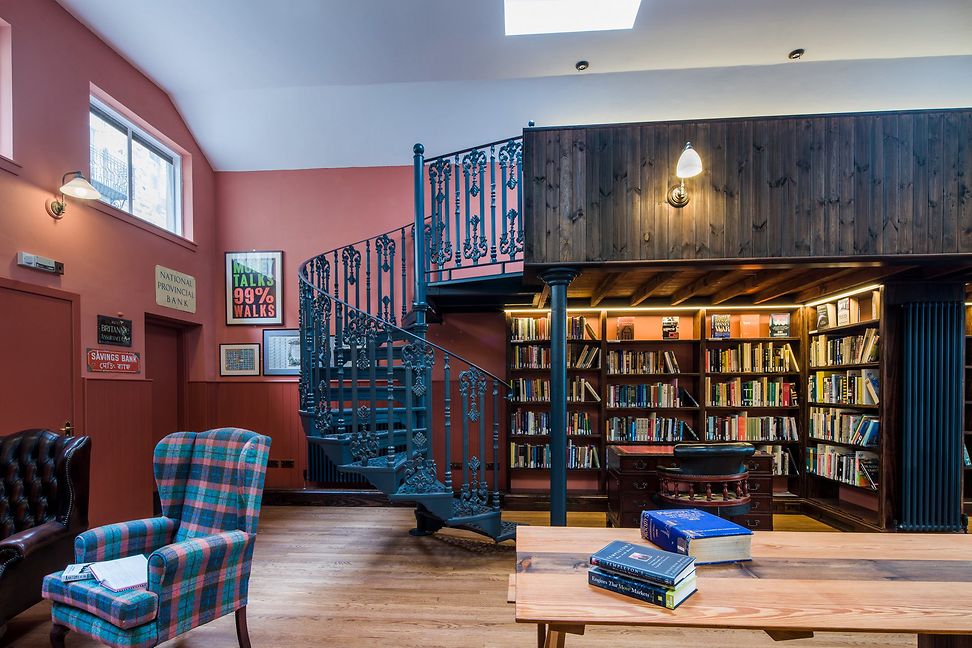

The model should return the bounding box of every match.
[788,48,805,60]
[575,60,590,71]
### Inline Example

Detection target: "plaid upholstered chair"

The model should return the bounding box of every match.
[41,428,270,648]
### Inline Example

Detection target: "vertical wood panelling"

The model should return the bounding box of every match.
[524,109,972,264]
[186,381,305,490]
[83,379,154,526]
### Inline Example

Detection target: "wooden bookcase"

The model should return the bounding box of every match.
[964,305,972,514]
[802,287,887,530]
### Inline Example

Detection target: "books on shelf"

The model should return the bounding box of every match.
[704,376,799,407]
[808,368,879,406]
[617,317,636,340]
[511,345,549,369]
[809,329,879,366]
[512,410,594,436]
[705,341,799,373]
[704,415,798,443]
[640,509,752,565]
[607,349,681,374]
[607,381,688,408]
[836,297,860,326]
[569,377,602,403]
[807,444,879,490]
[756,444,800,476]
[569,344,600,369]
[808,408,879,446]
[816,303,837,329]
[965,445,971,468]
[710,314,731,339]
[607,415,697,443]
[509,441,600,469]
[769,313,791,338]
[511,316,549,341]
[662,316,680,340]
[569,316,595,341]
[585,320,599,341]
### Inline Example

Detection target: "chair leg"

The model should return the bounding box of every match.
[235,606,251,648]
[50,623,69,648]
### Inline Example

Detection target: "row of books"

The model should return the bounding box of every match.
[704,415,799,442]
[570,377,602,402]
[512,377,602,402]
[807,369,879,406]
[510,344,602,369]
[569,316,599,341]
[705,342,799,373]
[510,410,594,436]
[815,292,879,329]
[809,329,880,367]
[808,409,879,446]
[755,444,800,476]
[589,537,698,610]
[510,315,595,342]
[704,377,799,407]
[807,444,879,489]
[606,349,681,375]
[606,415,697,443]
[606,383,697,409]
[508,442,601,469]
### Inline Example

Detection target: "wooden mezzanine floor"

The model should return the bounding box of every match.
[3,507,916,648]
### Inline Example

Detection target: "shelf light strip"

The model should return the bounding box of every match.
[505,305,800,314]
[804,284,882,308]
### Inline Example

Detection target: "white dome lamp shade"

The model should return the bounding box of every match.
[667,142,703,208]
[46,171,102,219]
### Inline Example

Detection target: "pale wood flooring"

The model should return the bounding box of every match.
[2,507,914,647]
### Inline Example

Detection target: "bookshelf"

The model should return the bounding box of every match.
[803,286,886,530]
[507,311,606,495]
[505,306,805,502]
[964,305,972,514]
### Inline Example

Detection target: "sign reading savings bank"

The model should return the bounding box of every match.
[155,265,197,314]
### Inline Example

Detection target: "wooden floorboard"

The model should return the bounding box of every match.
[2,507,913,648]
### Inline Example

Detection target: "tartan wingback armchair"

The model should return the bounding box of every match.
[42,428,271,648]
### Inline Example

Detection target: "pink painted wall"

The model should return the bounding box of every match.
[0,0,218,382]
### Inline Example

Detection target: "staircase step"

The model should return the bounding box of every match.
[338,453,410,493]
[307,429,416,466]
[389,491,454,521]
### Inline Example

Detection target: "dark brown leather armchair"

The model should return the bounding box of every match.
[0,429,90,634]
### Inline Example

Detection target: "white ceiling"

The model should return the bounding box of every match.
[57,0,972,170]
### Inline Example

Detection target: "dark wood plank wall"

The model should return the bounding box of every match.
[524,109,972,265]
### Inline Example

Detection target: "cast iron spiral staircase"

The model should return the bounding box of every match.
[297,137,524,541]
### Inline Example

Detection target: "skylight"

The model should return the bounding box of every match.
[504,0,642,36]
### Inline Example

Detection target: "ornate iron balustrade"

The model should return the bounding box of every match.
[416,136,524,285]
[298,243,511,521]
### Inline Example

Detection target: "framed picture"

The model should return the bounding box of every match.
[225,251,283,325]
[219,343,261,376]
[263,329,301,376]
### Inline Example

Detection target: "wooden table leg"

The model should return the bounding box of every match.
[542,624,585,648]
[918,635,972,648]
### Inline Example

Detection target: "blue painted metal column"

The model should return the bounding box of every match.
[412,143,429,338]
[540,267,579,527]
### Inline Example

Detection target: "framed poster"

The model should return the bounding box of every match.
[225,251,283,325]
[263,328,301,376]
[219,343,261,376]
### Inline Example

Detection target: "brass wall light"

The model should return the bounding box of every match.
[46,171,101,219]
[666,142,703,208]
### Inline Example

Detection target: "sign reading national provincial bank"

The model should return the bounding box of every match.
[155,265,197,314]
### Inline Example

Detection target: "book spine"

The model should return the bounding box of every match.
[588,570,675,609]
[640,515,688,556]
[588,555,677,586]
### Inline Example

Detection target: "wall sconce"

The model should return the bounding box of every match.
[666,142,703,208]
[46,171,101,219]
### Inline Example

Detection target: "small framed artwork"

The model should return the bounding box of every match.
[225,250,283,325]
[219,343,261,376]
[263,328,301,376]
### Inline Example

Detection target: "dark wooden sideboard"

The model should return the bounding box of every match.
[606,446,774,530]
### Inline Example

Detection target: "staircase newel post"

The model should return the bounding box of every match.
[412,143,428,338]
[540,267,580,527]
[492,379,501,512]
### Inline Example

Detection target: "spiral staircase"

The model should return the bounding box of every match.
[297,137,525,541]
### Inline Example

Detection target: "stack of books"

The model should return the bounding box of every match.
[588,541,697,609]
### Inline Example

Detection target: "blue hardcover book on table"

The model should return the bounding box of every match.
[589,540,695,587]
[588,567,698,609]
[641,509,752,565]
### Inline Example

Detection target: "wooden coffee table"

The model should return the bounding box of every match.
[512,526,972,648]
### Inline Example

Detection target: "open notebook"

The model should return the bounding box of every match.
[88,555,149,593]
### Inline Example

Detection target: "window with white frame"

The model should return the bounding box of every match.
[89,96,182,235]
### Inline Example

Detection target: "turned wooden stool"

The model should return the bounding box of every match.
[655,442,755,518]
